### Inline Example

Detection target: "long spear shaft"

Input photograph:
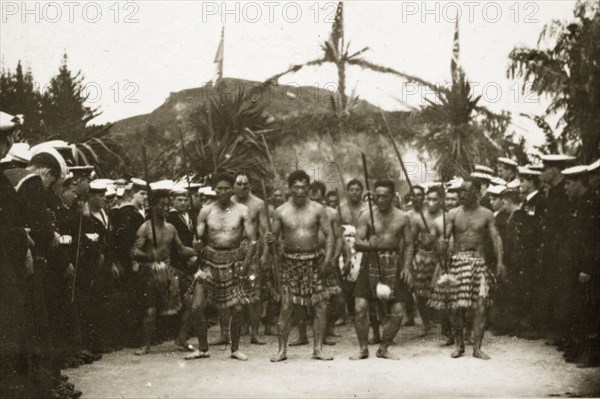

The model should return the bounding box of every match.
[260,180,282,298]
[141,145,157,248]
[361,152,384,281]
[379,108,430,233]
[178,126,199,239]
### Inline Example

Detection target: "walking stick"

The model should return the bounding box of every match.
[379,108,430,234]
[141,145,157,249]
[360,153,391,302]
[71,210,84,303]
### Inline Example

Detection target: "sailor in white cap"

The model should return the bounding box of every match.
[560,164,599,366]
[470,171,494,210]
[498,187,538,337]
[76,180,119,355]
[519,167,545,219]
[537,153,576,345]
[497,157,519,186]
[0,111,37,396]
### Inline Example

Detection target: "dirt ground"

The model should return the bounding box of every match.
[66,324,600,398]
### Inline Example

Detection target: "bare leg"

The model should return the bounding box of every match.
[368,301,381,344]
[289,306,308,346]
[209,309,230,345]
[350,298,370,360]
[416,296,433,336]
[271,292,292,362]
[249,301,266,345]
[377,302,404,360]
[472,298,490,360]
[312,301,333,360]
[450,310,466,358]
[135,307,156,355]
[229,304,247,360]
[440,310,454,346]
[185,283,210,360]
[175,301,196,351]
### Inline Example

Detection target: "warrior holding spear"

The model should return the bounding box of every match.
[351,154,414,360]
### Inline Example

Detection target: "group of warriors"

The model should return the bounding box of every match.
[1,109,599,399]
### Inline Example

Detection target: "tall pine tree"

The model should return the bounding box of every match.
[41,53,101,139]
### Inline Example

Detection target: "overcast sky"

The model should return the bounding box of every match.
[1,1,576,148]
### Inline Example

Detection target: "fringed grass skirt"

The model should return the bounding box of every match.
[201,246,257,309]
[413,249,437,298]
[428,251,495,310]
[358,250,410,303]
[281,251,340,307]
[142,260,182,316]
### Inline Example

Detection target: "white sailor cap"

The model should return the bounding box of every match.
[587,159,600,173]
[105,187,117,198]
[89,179,108,193]
[7,143,31,164]
[506,179,521,189]
[518,166,542,177]
[486,185,506,196]
[540,154,576,167]
[497,157,518,168]
[561,165,589,178]
[29,146,69,179]
[470,172,493,183]
[0,111,23,134]
[198,186,216,197]
[474,164,494,175]
[150,179,175,191]
[130,178,148,190]
[170,185,189,196]
[116,187,126,197]
[489,176,507,186]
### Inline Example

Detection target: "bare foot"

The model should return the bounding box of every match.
[251,336,266,345]
[349,350,369,360]
[134,347,149,356]
[368,337,381,345]
[312,350,333,361]
[270,351,287,362]
[184,350,210,360]
[289,338,308,346]
[323,337,337,346]
[230,351,248,361]
[473,349,490,360]
[376,348,400,360]
[209,336,230,346]
[451,348,465,358]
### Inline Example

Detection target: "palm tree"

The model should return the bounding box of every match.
[182,83,272,185]
[508,0,600,162]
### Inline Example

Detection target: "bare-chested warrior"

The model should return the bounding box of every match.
[185,173,257,361]
[131,189,197,355]
[340,178,365,226]
[351,179,414,360]
[268,170,338,362]
[232,172,268,345]
[438,178,504,360]
[410,186,444,334]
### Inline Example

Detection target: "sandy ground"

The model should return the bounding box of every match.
[66,324,600,398]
